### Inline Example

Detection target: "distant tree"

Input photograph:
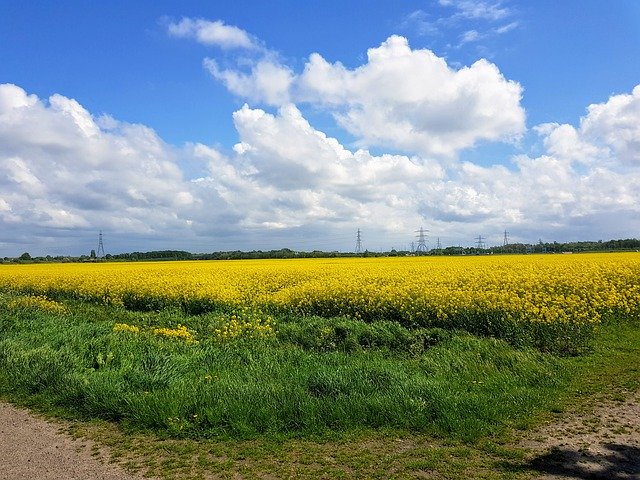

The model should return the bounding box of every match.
[19,252,31,261]
[90,249,96,259]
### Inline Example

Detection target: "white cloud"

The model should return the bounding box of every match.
[580,85,640,164]
[402,1,519,59]
[167,18,260,50]
[0,83,38,110]
[459,29,482,45]
[49,94,100,137]
[415,85,640,241]
[5,157,46,194]
[204,103,444,232]
[168,17,294,107]
[0,84,203,248]
[534,123,604,165]
[203,57,294,106]
[173,20,525,158]
[404,1,514,37]
[515,86,640,219]
[400,10,440,36]
[297,35,525,157]
[2,80,640,256]
[494,21,519,34]
[535,86,640,167]
[440,0,511,21]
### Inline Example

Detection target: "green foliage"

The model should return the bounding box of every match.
[277,316,449,355]
[0,294,587,442]
[3,292,638,479]
[122,292,170,312]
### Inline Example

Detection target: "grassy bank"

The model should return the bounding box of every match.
[1,290,639,478]
[0,291,567,440]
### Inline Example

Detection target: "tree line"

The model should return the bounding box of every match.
[4,238,640,264]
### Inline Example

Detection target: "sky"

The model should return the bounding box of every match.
[1,0,640,256]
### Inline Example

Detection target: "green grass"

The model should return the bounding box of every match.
[0,293,566,441]
[1,290,639,478]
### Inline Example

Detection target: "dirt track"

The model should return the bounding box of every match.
[0,402,151,480]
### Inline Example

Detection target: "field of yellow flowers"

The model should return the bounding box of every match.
[1,253,639,352]
[3,253,640,445]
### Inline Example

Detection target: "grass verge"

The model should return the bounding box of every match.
[0,291,639,478]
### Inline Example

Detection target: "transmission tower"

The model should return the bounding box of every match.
[503,230,509,247]
[435,237,442,250]
[475,235,485,250]
[415,227,428,254]
[355,228,363,254]
[97,230,105,259]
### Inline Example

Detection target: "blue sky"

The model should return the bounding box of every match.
[1,1,639,256]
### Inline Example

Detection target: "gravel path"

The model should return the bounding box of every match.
[0,402,153,480]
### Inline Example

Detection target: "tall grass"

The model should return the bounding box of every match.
[0,292,567,441]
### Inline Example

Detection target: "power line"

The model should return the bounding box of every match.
[475,235,485,249]
[415,227,428,254]
[97,231,105,259]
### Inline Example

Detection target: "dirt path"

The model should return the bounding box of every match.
[519,391,640,479]
[1,394,639,479]
[0,402,154,480]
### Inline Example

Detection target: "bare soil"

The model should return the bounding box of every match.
[0,402,155,480]
[519,390,640,479]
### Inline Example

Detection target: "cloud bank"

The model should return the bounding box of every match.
[1,25,640,255]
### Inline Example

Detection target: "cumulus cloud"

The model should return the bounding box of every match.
[203,57,294,106]
[167,18,260,50]
[170,19,524,158]
[415,85,640,241]
[581,84,640,164]
[536,86,640,167]
[186,85,640,245]
[198,103,444,232]
[525,91,640,240]
[0,83,444,253]
[196,33,526,158]
[297,35,525,157]
[0,84,205,251]
[2,79,640,256]
[534,123,605,165]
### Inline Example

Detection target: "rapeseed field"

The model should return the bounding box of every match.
[1,253,639,353]
[1,253,640,443]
